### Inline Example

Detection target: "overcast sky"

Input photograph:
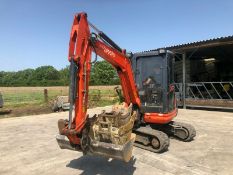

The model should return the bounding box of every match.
[0,0,233,71]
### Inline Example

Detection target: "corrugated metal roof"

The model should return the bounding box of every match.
[142,35,233,53]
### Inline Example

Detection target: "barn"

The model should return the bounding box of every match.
[159,36,233,109]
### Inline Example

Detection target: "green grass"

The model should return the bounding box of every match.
[2,89,119,109]
[88,89,119,108]
[3,90,62,108]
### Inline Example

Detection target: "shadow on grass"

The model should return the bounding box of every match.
[66,155,137,175]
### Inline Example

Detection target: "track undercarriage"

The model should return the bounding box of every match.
[133,121,196,153]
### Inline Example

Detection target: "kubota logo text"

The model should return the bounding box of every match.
[99,45,116,58]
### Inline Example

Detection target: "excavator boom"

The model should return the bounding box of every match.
[56,12,140,162]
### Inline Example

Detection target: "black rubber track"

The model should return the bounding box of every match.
[133,127,170,153]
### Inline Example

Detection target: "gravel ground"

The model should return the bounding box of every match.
[0,107,233,175]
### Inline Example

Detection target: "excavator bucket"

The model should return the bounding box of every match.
[56,103,136,162]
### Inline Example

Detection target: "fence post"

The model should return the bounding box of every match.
[0,92,3,108]
[98,90,101,100]
[44,89,48,103]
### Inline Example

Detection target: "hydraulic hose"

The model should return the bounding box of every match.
[88,21,122,53]
[68,58,77,129]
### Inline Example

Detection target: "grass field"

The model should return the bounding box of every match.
[0,86,119,117]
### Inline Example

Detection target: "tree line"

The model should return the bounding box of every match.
[0,61,120,86]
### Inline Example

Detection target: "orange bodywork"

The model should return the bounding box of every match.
[144,108,178,124]
[94,40,141,106]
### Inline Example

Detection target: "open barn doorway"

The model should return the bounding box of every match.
[171,36,233,109]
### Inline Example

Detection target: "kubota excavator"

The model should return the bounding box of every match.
[56,12,196,162]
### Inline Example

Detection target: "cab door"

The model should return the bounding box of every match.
[135,55,164,113]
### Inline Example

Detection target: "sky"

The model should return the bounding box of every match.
[0,0,233,71]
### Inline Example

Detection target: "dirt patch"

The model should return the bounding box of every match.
[0,105,52,118]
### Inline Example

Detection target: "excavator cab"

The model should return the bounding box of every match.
[131,50,176,114]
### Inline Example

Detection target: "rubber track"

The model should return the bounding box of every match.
[172,121,196,142]
[133,127,169,153]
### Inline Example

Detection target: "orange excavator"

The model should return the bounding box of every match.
[56,12,196,162]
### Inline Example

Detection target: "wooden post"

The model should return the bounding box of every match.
[98,90,101,101]
[44,89,48,103]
